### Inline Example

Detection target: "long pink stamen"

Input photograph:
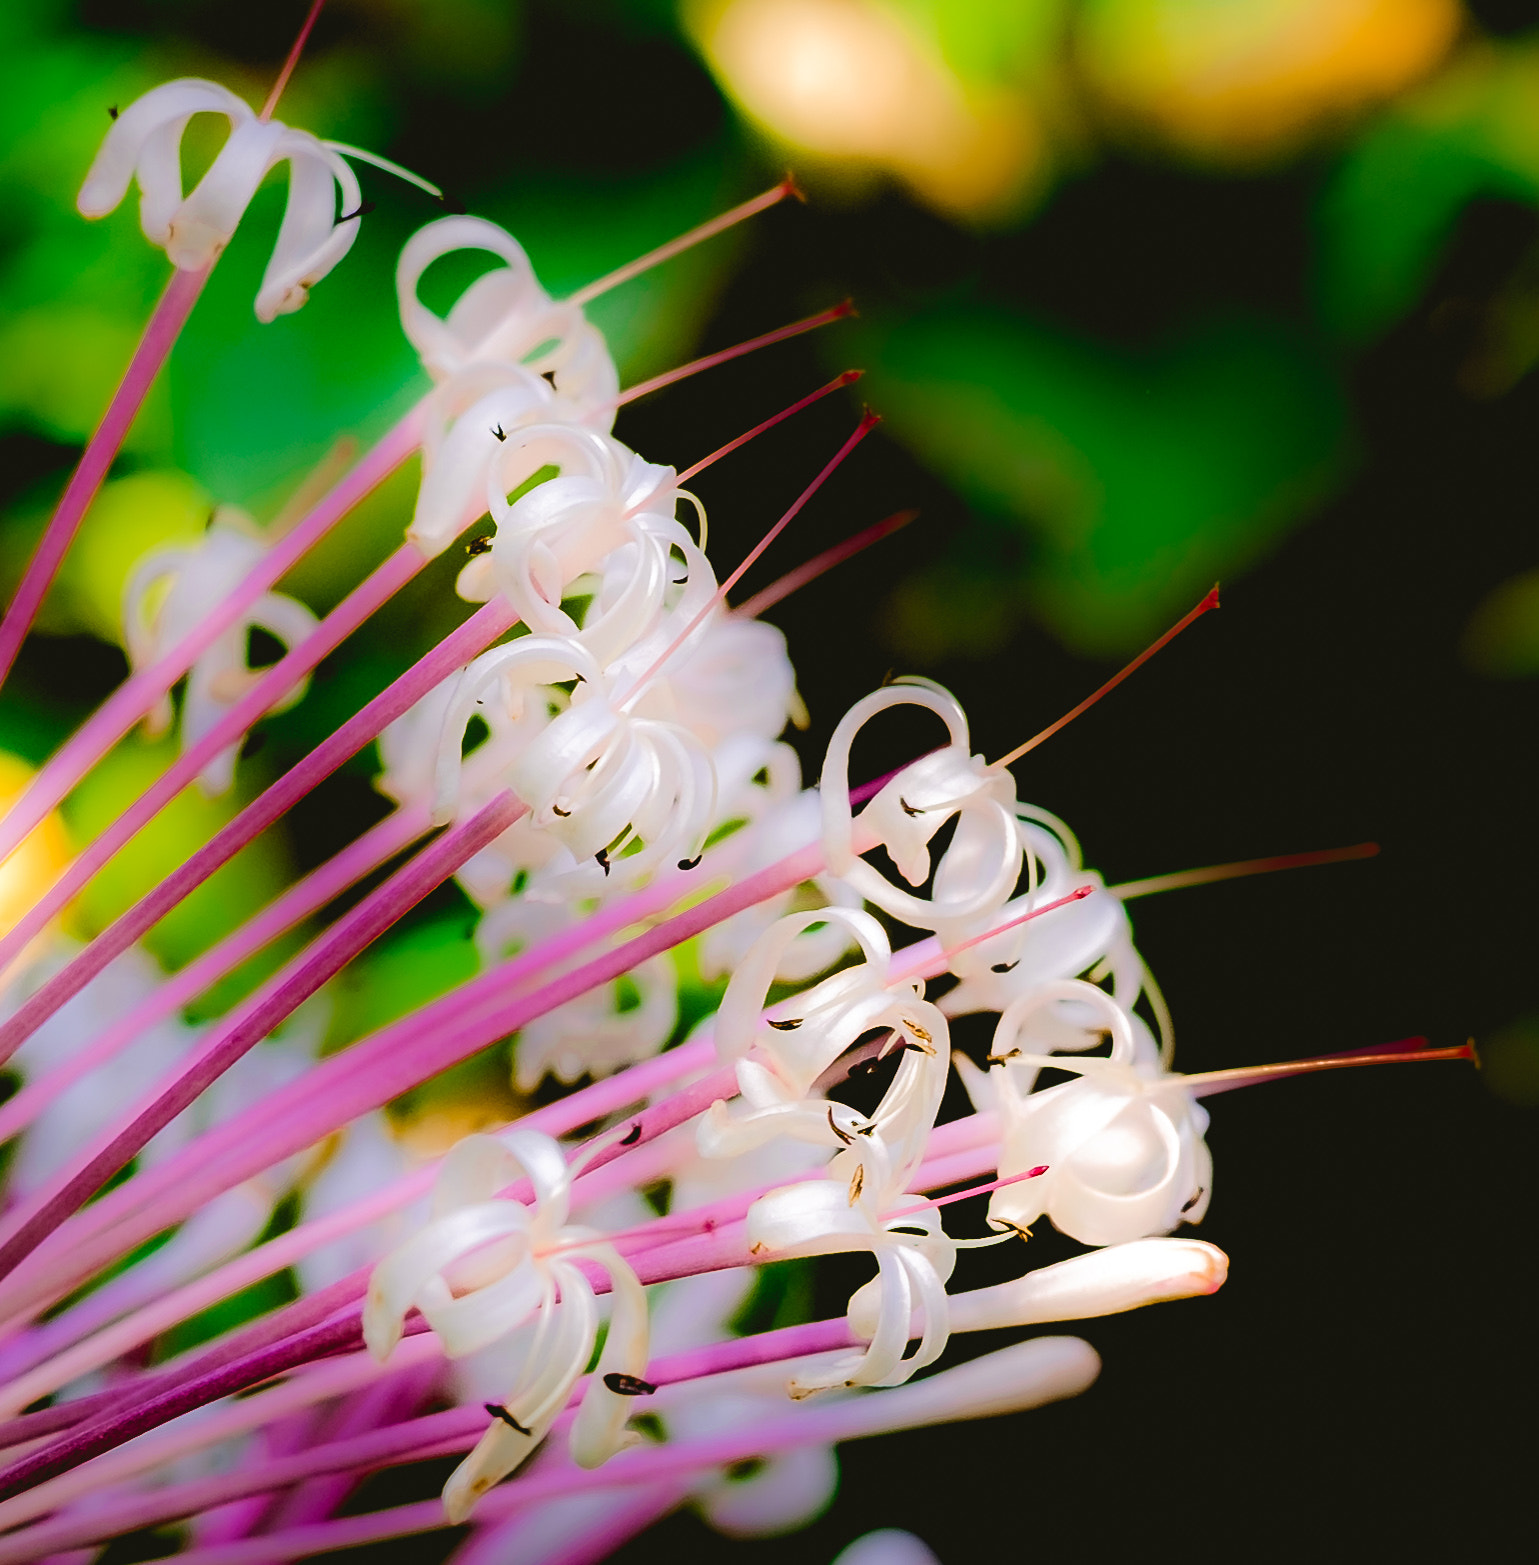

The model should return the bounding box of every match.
[674,370,862,484]
[622,412,881,704]
[260,0,327,121]
[1181,1039,1476,1098]
[941,885,1096,960]
[0,792,526,1286]
[0,803,428,1150]
[2,760,993,1327]
[0,409,422,870]
[0,593,516,1069]
[0,1108,998,1480]
[0,268,210,695]
[567,177,801,308]
[613,301,854,407]
[11,821,1063,1309]
[733,507,918,619]
[884,1165,1050,1224]
[1112,840,1380,900]
[147,1332,1047,1565]
[0,543,428,981]
[0,1313,858,1556]
[7,844,832,1308]
[993,585,1221,768]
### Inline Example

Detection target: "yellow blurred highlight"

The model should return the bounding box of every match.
[389,1070,530,1162]
[1077,0,1463,164]
[0,753,72,966]
[690,0,1043,218]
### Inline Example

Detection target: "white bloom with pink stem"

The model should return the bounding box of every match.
[699,907,948,1162]
[363,1129,652,1520]
[975,980,1212,1246]
[820,681,1024,939]
[77,77,368,320]
[398,216,620,405]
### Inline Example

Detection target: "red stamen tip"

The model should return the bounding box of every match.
[832,298,858,320]
[1025,1165,1049,1179]
[839,369,864,385]
[1201,584,1221,612]
[1462,1037,1481,1069]
[780,171,808,204]
[1070,885,1094,901]
[858,408,882,431]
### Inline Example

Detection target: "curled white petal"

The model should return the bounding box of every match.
[985,987,1212,1246]
[79,78,363,316]
[820,681,1022,934]
[397,215,618,410]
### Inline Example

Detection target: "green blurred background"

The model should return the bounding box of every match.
[1,0,1536,1559]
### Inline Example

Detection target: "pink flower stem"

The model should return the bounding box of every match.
[0,267,211,693]
[0,405,424,868]
[460,1483,692,1565]
[0,544,428,984]
[0,785,901,1384]
[0,1035,730,1437]
[0,802,428,1153]
[0,786,906,1389]
[35,837,833,1293]
[0,1338,447,1534]
[256,1360,440,1537]
[0,1313,861,1553]
[0,593,516,1071]
[0,790,526,1297]
[170,1332,1045,1565]
[0,1110,998,1498]
[9,798,973,1317]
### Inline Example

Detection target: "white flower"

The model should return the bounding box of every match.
[476,900,678,1090]
[77,78,364,320]
[977,981,1212,1247]
[942,874,1143,1020]
[939,802,1142,1017]
[746,1170,955,1394]
[397,216,618,405]
[122,509,318,795]
[699,907,948,1172]
[430,637,718,896]
[364,1130,651,1521]
[947,1237,1229,1332]
[666,614,801,751]
[398,220,620,558]
[821,681,1022,937]
[375,664,551,823]
[456,423,710,672]
[408,370,568,557]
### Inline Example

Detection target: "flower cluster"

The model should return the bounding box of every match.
[0,46,1471,1565]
